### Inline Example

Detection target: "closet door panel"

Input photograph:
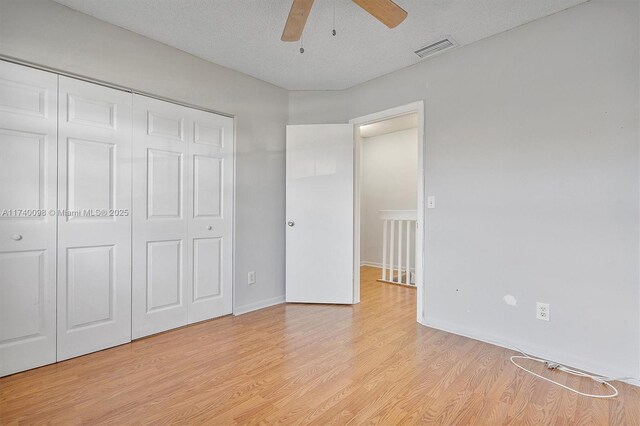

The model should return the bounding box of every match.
[188,110,233,323]
[0,61,57,377]
[132,95,190,338]
[57,77,132,361]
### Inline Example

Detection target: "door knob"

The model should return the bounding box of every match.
[11,234,22,241]
[206,225,213,230]
[287,221,295,227]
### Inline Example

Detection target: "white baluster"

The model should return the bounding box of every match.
[381,219,387,281]
[389,220,395,282]
[379,211,418,285]
[397,220,403,283]
[407,220,412,284]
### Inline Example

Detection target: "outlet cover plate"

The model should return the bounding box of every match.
[536,302,550,321]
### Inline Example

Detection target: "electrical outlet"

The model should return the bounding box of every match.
[536,302,550,321]
[248,271,256,285]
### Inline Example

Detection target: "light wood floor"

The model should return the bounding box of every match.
[1,266,638,425]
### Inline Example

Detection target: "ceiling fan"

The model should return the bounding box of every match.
[281,0,407,42]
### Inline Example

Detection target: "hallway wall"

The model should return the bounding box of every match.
[361,128,418,268]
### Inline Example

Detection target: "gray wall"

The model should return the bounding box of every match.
[0,0,288,313]
[291,1,640,379]
[361,129,418,267]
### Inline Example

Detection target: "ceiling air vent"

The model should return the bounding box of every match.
[414,38,456,59]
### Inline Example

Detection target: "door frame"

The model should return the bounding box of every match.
[349,101,425,323]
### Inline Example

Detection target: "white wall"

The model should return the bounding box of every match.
[0,0,288,313]
[361,129,418,267]
[291,1,640,380]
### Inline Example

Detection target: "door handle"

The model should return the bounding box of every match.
[287,221,295,227]
[11,234,22,241]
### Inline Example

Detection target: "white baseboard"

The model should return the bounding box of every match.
[624,377,640,387]
[421,316,640,386]
[233,295,285,316]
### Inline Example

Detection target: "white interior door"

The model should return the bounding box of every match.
[132,96,233,338]
[0,61,58,376]
[57,76,132,360]
[286,124,354,304]
[132,95,190,338]
[187,109,233,323]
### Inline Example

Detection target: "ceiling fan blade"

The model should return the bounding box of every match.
[281,0,315,42]
[352,0,407,28]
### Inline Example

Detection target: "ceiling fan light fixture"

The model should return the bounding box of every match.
[282,0,407,46]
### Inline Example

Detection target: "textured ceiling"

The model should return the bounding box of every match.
[53,0,587,90]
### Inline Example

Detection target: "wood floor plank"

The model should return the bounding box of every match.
[1,266,638,424]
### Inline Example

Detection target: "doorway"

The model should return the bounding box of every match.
[284,101,424,323]
[350,102,425,323]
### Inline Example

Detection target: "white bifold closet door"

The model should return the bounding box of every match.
[188,108,233,324]
[56,77,132,360]
[0,61,58,376]
[132,95,233,339]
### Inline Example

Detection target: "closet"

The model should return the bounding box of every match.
[0,60,233,377]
